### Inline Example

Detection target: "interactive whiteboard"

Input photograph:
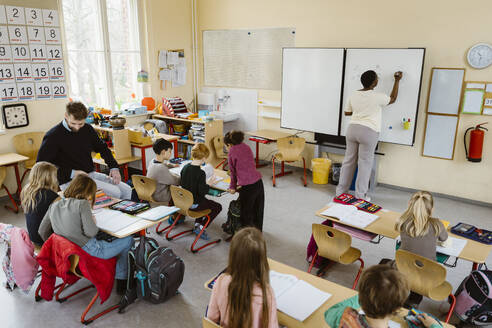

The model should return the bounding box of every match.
[341,48,425,145]
[281,48,344,135]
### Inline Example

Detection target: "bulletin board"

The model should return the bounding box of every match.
[422,68,465,160]
[0,4,67,102]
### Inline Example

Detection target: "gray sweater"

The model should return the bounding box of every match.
[400,220,448,260]
[147,159,180,203]
[38,198,99,247]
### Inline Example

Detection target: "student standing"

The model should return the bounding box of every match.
[180,143,222,240]
[20,162,59,246]
[336,70,402,200]
[224,131,265,230]
[146,138,179,204]
[207,227,278,328]
[39,175,133,293]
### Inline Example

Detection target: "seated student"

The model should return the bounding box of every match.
[207,227,278,328]
[395,190,448,307]
[180,143,222,240]
[395,191,448,261]
[146,138,179,204]
[38,175,133,294]
[325,264,442,328]
[20,161,59,246]
[224,131,264,231]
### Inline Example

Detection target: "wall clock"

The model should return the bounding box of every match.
[467,43,492,69]
[2,103,29,129]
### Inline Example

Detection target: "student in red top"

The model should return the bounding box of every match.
[224,131,264,230]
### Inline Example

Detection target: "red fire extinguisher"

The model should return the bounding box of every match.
[464,122,488,162]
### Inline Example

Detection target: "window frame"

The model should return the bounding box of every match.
[60,0,146,109]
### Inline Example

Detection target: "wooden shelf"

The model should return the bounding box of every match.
[153,114,206,124]
[178,139,196,145]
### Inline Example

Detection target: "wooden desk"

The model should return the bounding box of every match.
[130,133,180,175]
[246,130,294,168]
[93,155,141,182]
[316,205,492,270]
[204,259,452,328]
[0,153,29,213]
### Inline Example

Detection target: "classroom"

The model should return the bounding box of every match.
[0,0,491,327]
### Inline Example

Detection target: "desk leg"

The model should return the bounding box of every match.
[140,147,147,176]
[255,140,260,167]
[122,164,129,182]
[13,163,21,195]
[173,140,178,158]
[472,262,478,271]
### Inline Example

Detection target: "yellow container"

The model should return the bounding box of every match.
[312,158,331,184]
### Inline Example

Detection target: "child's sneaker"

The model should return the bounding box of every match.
[168,215,185,225]
[193,223,210,240]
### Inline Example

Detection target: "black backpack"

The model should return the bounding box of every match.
[222,199,242,235]
[119,236,184,312]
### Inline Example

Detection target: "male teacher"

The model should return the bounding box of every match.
[37,101,132,199]
[336,70,402,200]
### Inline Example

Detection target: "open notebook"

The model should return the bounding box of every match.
[136,206,180,221]
[92,208,142,233]
[269,271,331,322]
[321,203,379,228]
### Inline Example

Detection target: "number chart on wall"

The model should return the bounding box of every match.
[0,5,67,102]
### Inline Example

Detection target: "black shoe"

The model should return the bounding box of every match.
[116,279,127,295]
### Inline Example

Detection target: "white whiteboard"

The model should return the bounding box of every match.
[427,68,464,114]
[281,48,344,135]
[203,28,295,90]
[422,114,458,159]
[341,48,425,145]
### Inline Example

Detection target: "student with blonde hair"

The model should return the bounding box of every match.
[395,191,448,260]
[207,227,278,328]
[180,143,222,240]
[39,175,133,294]
[21,161,59,246]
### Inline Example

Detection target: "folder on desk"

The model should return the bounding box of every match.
[270,271,331,322]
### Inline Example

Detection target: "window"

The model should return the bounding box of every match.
[62,0,142,109]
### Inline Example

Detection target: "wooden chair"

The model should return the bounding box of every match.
[212,136,227,169]
[12,132,45,184]
[165,185,221,253]
[131,174,172,234]
[272,136,307,187]
[395,249,456,323]
[203,317,222,328]
[36,254,119,325]
[0,166,19,212]
[308,224,364,289]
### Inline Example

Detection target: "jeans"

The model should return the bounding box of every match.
[82,236,134,280]
[61,171,133,200]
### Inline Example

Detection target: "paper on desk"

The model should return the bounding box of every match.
[93,208,141,233]
[321,203,379,228]
[136,206,179,221]
[213,181,229,191]
[276,279,331,322]
[436,236,467,257]
[269,271,299,298]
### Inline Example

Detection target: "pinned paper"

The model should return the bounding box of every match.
[159,68,172,81]
[167,51,179,65]
[158,50,167,68]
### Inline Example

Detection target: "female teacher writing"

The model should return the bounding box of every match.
[336,70,402,200]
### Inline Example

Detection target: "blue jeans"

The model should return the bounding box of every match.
[82,236,134,280]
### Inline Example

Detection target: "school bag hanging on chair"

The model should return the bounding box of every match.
[454,270,492,326]
[119,236,185,312]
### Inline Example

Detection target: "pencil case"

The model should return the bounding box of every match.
[451,223,492,245]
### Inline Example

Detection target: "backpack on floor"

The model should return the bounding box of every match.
[454,270,492,326]
[222,199,242,235]
[119,236,185,312]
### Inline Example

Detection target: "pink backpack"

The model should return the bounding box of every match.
[454,270,492,326]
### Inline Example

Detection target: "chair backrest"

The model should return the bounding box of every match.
[202,317,221,328]
[12,132,45,168]
[132,175,157,202]
[312,224,352,262]
[170,185,194,215]
[277,136,305,161]
[68,254,83,278]
[212,136,226,159]
[0,167,6,186]
[395,249,448,298]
